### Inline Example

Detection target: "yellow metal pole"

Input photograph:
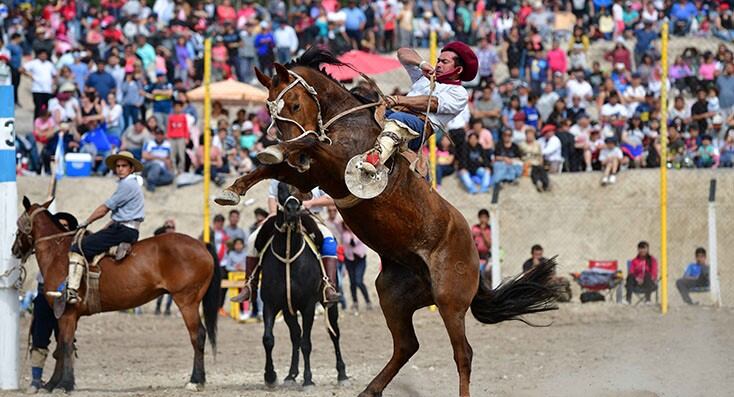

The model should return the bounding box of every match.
[428,30,438,188]
[203,38,212,244]
[659,23,669,315]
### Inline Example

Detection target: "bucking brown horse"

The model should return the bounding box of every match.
[12,197,220,392]
[214,48,559,397]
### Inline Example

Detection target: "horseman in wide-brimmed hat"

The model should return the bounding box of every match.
[49,151,145,304]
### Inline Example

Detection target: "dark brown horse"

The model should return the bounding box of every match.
[214,49,559,397]
[12,197,220,392]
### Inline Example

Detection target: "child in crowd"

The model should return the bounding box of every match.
[599,137,623,185]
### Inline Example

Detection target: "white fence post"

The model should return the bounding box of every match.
[490,186,501,289]
[0,85,19,390]
[708,179,721,307]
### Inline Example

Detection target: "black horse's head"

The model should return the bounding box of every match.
[277,183,312,227]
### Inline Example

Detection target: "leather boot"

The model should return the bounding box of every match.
[256,144,285,165]
[361,120,420,175]
[321,257,341,307]
[65,252,85,304]
[231,256,260,303]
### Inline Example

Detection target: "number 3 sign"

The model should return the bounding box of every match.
[0,118,14,150]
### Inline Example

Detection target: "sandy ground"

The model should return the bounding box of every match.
[1,301,732,397]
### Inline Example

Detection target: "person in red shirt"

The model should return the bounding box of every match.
[471,209,491,272]
[166,101,189,174]
[626,241,658,304]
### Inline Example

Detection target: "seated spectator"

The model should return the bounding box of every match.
[33,107,56,149]
[625,241,658,304]
[520,128,549,192]
[142,128,175,192]
[566,95,586,124]
[469,120,494,151]
[510,111,529,144]
[222,238,247,273]
[537,83,559,123]
[670,56,696,94]
[621,115,646,168]
[471,209,491,272]
[695,135,719,168]
[471,84,503,143]
[194,134,226,186]
[121,119,151,160]
[342,223,371,310]
[522,244,546,272]
[540,124,563,173]
[719,130,734,167]
[675,247,710,305]
[493,129,523,186]
[570,114,594,171]
[600,137,623,185]
[435,135,455,187]
[457,132,492,194]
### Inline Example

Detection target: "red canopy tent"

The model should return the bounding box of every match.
[321,50,403,81]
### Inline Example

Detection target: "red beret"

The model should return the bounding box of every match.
[513,111,526,121]
[441,41,478,82]
[541,124,557,134]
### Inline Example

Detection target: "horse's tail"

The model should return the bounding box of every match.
[470,257,560,325]
[202,243,221,357]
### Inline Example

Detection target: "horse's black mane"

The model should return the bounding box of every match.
[285,46,381,105]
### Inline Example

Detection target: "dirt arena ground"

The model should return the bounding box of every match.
[2,302,732,397]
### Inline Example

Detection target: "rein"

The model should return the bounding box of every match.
[266,70,381,145]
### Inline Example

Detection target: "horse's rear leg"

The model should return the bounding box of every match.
[282,311,302,385]
[327,304,349,384]
[262,304,278,386]
[436,303,473,397]
[178,301,206,391]
[359,262,432,397]
[299,304,316,388]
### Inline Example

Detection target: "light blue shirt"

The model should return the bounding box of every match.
[105,174,145,222]
[343,7,366,31]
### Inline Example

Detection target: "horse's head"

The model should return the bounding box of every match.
[12,196,53,262]
[276,182,312,228]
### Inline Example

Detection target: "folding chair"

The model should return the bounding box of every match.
[571,260,624,303]
[626,260,659,305]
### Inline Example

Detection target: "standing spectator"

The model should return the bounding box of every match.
[255,21,276,76]
[382,3,396,53]
[274,20,299,64]
[634,21,658,68]
[471,209,491,272]
[141,128,175,192]
[625,241,658,304]
[670,0,698,36]
[7,33,22,107]
[20,49,57,119]
[676,247,710,305]
[343,0,366,49]
[224,209,247,243]
[471,85,503,142]
[566,69,593,109]
[166,101,190,174]
[342,222,371,311]
[494,129,523,186]
[457,132,493,194]
[521,128,549,192]
[691,88,714,132]
[86,58,117,101]
[397,0,414,48]
[600,137,623,185]
[605,38,632,72]
[546,40,568,77]
[476,37,499,87]
[121,72,145,130]
[523,244,547,272]
[238,21,258,83]
[540,124,563,173]
[716,62,734,119]
[147,72,174,131]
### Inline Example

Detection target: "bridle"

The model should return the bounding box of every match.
[16,207,78,262]
[266,69,381,145]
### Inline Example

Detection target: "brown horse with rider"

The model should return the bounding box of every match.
[215,47,559,397]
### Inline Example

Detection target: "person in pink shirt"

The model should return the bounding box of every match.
[698,51,718,89]
[471,209,491,271]
[546,40,568,76]
[626,241,658,304]
[216,0,236,24]
[33,107,56,146]
[341,222,371,310]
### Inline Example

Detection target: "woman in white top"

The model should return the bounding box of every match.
[104,92,124,138]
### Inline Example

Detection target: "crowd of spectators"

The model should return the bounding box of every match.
[8,0,734,194]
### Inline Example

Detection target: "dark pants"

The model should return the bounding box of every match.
[531,165,549,190]
[345,255,370,304]
[219,267,229,308]
[32,92,53,119]
[31,283,58,350]
[122,105,140,131]
[71,223,139,261]
[10,67,20,104]
[626,273,656,302]
[155,294,173,313]
[676,278,709,305]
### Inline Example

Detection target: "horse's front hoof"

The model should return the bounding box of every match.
[338,378,351,387]
[282,378,297,387]
[213,190,240,206]
[184,382,204,392]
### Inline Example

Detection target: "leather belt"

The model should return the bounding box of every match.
[116,220,142,230]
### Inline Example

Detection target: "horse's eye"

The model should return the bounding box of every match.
[292,103,301,112]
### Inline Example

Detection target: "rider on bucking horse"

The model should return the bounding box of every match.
[231,180,341,306]
[256,41,478,176]
[48,151,145,304]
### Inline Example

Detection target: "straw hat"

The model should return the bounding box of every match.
[105,151,143,172]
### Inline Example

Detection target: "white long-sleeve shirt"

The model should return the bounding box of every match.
[405,64,468,134]
[540,134,563,163]
[274,25,299,53]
